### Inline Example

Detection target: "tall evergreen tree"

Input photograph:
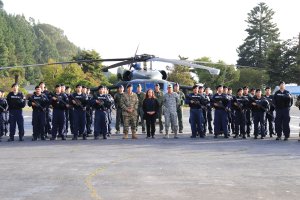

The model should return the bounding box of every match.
[237,2,280,68]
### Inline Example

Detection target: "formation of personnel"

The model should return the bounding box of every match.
[0,81,299,142]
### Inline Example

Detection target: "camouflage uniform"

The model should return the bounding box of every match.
[175,90,185,132]
[120,92,139,139]
[163,92,179,138]
[136,91,146,132]
[114,92,123,133]
[154,90,164,133]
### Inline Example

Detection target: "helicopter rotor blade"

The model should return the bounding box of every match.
[0,58,132,70]
[148,57,220,75]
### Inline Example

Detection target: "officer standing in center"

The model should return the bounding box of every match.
[274,81,293,141]
[154,83,164,133]
[6,83,26,142]
[163,84,179,139]
[136,84,146,133]
[174,83,185,133]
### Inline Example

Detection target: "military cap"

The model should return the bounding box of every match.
[174,83,179,87]
[155,83,160,87]
[167,84,172,88]
[137,84,142,88]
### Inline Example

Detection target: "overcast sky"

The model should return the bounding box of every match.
[2,0,300,64]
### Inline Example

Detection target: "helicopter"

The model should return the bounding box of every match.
[0,53,221,94]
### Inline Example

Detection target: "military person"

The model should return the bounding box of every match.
[250,89,269,139]
[174,83,185,133]
[28,86,49,141]
[211,85,230,139]
[226,87,234,136]
[120,84,139,139]
[243,86,253,137]
[186,85,207,138]
[274,81,293,141]
[50,84,69,140]
[114,85,124,134]
[264,87,275,137]
[204,87,213,134]
[91,86,111,140]
[0,90,8,141]
[70,84,88,140]
[154,83,164,133]
[136,84,146,133]
[105,86,114,137]
[6,83,26,142]
[84,87,93,136]
[65,86,74,136]
[39,82,52,138]
[232,88,248,139]
[163,84,179,139]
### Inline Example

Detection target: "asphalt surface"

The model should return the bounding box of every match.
[0,107,299,200]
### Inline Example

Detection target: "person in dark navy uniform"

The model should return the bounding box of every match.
[185,85,207,138]
[39,82,52,138]
[250,89,269,139]
[204,87,213,134]
[28,86,49,141]
[243,86,253,137]
[91,85,111,140]
[0,90,8,142]
[83,86,93,137]
[65,86,74,136]
[232,88,248,139]
[274,81,293,141]
[6,83,26,142]
[70,84,88,140]
[264,87,275,138]
[50,84,69,140]
[211,85,230,139]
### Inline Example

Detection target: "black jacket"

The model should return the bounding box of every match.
[143,98,159,119]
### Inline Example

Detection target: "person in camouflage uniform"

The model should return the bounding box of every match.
[120,84,139,139]
[114,85,124,134]
[163,84,180,139]
[174,83,185,133]
[154,83,164,133]
[136,84,146,133]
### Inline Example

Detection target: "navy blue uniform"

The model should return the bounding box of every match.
[250,97,269,138]
[91,94,111,139]
[203,94,213,134]
[232,95,248,138]
[28,93,49,140]
[86,94,93,136]
[0,98,8,139]
[243,94,253,136]
[186,93,207,138]
[106,94,115,136]
[274,90,293,139]
[6,92,26,141]
[50,93,69,140]
[211,93,230,138]
[65,93,74,136]
[227,94,234,135]
[70,93,88,139]
[42,90,52,137]
[264,95,275,137]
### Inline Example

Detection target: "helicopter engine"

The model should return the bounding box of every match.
[117,68,132,81]
[159,70,168,80]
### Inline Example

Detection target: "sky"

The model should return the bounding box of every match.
[2,0,300,65]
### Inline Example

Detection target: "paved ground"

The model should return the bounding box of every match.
[0,107,299,200]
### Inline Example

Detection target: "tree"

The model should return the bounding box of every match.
[234,68,269,91]
[167,55,195,86]
[8,68,25,84]
[195,57,240,88]
[237,2,280,68]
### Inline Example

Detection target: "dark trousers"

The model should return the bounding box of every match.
[253,111,266,137]
[94,110,108,138]
[265,112,275,136]
[45,108,52,136]
[203,109,213,133]
[32,111,46,139]
[227,112,234,134]
[275,108,290,138]
[234,110,246,136]
[73,109,86,137]
[86,108,93,134]
[51,109,66,138]
[0,113,3,137]
[145,115,156,137]
[245,109,252,134]
[190,109,204,137]
[214,109,228,136]
[9,109,24,138]
[115,108,123,131]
